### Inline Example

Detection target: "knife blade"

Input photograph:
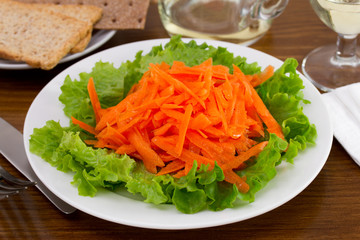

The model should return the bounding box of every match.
[0,117,76,214]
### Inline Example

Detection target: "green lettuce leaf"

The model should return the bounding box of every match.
[256,58,317,163]
[30,121,135,197]
[168,162,238,214]
[238,134,288,202]
[59,61,125,126]
[125,163,169,204]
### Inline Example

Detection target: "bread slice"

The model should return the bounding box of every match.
[31,3,103,53]
[39,3,103,25]
[15,0,151,29]
[0,0,92,69]
[70,32,92,53]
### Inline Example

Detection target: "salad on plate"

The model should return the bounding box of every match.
[29,36,317,214]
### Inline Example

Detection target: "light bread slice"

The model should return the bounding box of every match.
[31,3,103,53]
[0,0,92,69]
[70,32,92,53]
[16,0,151,29]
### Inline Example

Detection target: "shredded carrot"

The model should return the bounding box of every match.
[127,127,164,174]
[156,159,185,176]
[87,77,102,123]
[71,116,97,135]
[249,65,274,87]
[74,59,282,193]
[175,104,193,157]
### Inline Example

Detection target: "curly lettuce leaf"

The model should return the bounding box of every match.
[30,121,135,197]
[125,163,169,204]
[162,162,238,214]
[256,58,317,163]
[238,134,288,202]
[59,61,125,126]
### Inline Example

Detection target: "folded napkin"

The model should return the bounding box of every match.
[322,83,360,166]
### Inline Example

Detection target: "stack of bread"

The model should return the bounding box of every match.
[0,0,150,70]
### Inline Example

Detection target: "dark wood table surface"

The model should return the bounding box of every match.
[1,1,360,239]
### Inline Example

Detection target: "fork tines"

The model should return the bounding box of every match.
[0,165,36,199]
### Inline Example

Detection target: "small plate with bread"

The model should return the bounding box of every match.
[0,0,151,70]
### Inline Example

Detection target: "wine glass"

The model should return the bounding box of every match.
[302,0,360,92]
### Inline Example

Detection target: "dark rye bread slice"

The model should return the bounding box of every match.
[0,0,92,69]
[16,0,151,29]
[31,3,103,53]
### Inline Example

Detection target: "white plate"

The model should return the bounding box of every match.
[0,30,116,70]
[23,38,333,230]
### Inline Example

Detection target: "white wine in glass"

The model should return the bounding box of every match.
[302,0,360,92]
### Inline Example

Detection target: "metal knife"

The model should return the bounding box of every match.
[0,117,77,214]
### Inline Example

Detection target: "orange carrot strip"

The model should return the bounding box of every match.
[213,90,228,132]
[233,65,283,139]
[186,131,223,155]
[160,108,184,121]
[205,93,221,118]
[247,85,283,139]
[151,136,179,158]
[175,104,193,156]
[196,129,208,139]
[182,81,205,94]
[211,64,230,79]
[222,141,269,170]
[94,99,129,131]
[200,63,213,100]
[150,63,206,108]
[153,123,173,136]
[172,169,186,178]
[91,138,105,148]
[111,97,167,128]
[221,73,233,100]
[115,144,137,155]
[223,170,249,193]
[127,128,164,174]
[84,139,98,145]
[158,153,177,162]
[159,84,175,97]
[203,126,226,138]
[180,148,215,174]
[71,116,97,135]
[161,104,184,109]
[131,75,150,106]
[87,77,102,123]
[96,123,128,146]
[156,159,185,176]
[189,113,212,130]
[225,83,239,123]
[116,115,142,134]
[250,65,274,87]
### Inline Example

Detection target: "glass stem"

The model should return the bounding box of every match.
[335,34,359,66]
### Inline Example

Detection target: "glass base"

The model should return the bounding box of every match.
[302,44,360,92]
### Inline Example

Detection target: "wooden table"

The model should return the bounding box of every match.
[1,1,360,239]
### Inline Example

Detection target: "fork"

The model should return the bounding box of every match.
[0,165,36,200]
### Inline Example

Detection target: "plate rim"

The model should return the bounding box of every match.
[23,38,333,230]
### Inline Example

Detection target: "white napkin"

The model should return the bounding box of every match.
[322,83,360,166]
